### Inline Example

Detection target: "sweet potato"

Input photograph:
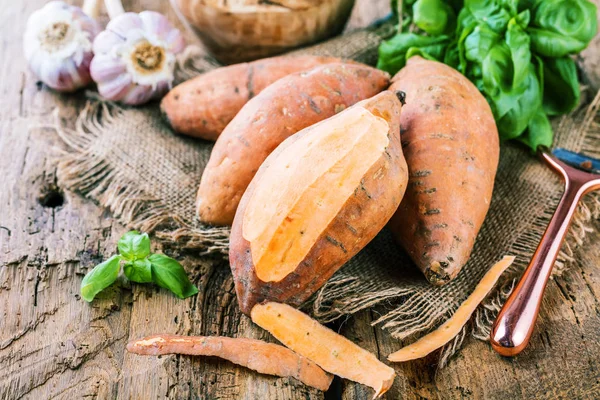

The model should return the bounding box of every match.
[251,302,396,398]
[388,56,500,285]
[388,256,515,362]
[161,55,343,140]
[127,334,333,391]
[229,90,408,314]
[197,63,391,225]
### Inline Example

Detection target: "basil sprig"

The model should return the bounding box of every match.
[80,231,198,302]
[378,0,598,151]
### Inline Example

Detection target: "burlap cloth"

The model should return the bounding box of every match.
[53,22,600,366]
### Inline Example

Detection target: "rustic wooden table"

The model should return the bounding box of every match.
[1,1,600,399]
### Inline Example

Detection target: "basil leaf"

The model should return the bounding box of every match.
[486,61,543,140]
[465,0,512,33]
[124,258,153,283]
[149,254,198,299]
[456,10,477,74]
[506,16,531,88]
[519,107,554,150]
[529,28,592,58]
[413,0,456,35]
[377,33,450,74]
[464,24,501,63]
[482,42,514,96]
[118,231,151,261]
[80,255,121,302]
[542,56,580,116]
[406,41,449,63]
[528,0,597,57]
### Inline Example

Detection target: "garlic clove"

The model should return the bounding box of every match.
[139,11,171,37]
[97,73,133,101]
[106,12,144,38]
[23,1,100,92]
[121,84,155,105]
[164,28,186,55]
[89,53,127,82]
[93,30,124,55]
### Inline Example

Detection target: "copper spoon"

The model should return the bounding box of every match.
[491,147,600,357]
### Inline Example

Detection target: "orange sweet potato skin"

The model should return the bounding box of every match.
[388,56,499,285]
[230,91,408,315]
[161,55,343,140]
[197,63,391,226]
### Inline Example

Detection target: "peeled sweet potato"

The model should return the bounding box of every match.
[229,90,408,314]
[197,63,391,226]
[161,55,343,140]
[388,56,500,285]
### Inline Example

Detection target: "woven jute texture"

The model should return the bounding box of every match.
[53,22,600,365]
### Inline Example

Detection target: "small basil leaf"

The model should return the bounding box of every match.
[514,9,530,27]
[542,56,580,116]
[124,258,153,283]
[528,0,597,57]
[118,231,151,261]
[406,41,449,63]
[528,28,590,57]
[149,254,198,299]
[487,63,543,140]
[377,33,450,74]
[464,24,501,63]
[519,107,554,151]
[506,16,531,88]
[80,255,121,302]
[456,12,477,74]
[482,42,514,96]
[465,0,512,33]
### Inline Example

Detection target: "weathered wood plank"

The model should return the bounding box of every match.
[1,0,599,399]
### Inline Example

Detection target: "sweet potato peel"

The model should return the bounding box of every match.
[126,334,333,391]
[388,256,515,362]
[251,302,396,398]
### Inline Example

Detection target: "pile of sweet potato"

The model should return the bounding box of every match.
[130,54,504,397]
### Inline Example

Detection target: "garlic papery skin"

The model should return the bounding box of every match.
[23,1,100,92]
[91,11,185,105]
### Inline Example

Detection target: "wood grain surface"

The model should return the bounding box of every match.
[1,1,599,399]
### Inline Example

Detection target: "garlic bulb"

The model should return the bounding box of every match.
[91,11,185,105]
[23,1,101,92]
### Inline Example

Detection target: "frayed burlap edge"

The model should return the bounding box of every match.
[53,100,231,256]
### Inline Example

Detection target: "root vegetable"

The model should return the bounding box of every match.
[161,55,344,140]
[230,90,408,313]
[126,334,333,391]
[197,63,391,226]
[251,302,396,398]
[388,56,500,285]
[388,256,515,362]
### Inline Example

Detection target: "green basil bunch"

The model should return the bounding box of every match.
[80,231,198,302]
[377,0,597,150]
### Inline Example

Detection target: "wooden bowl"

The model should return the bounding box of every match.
[172,0,356,64]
